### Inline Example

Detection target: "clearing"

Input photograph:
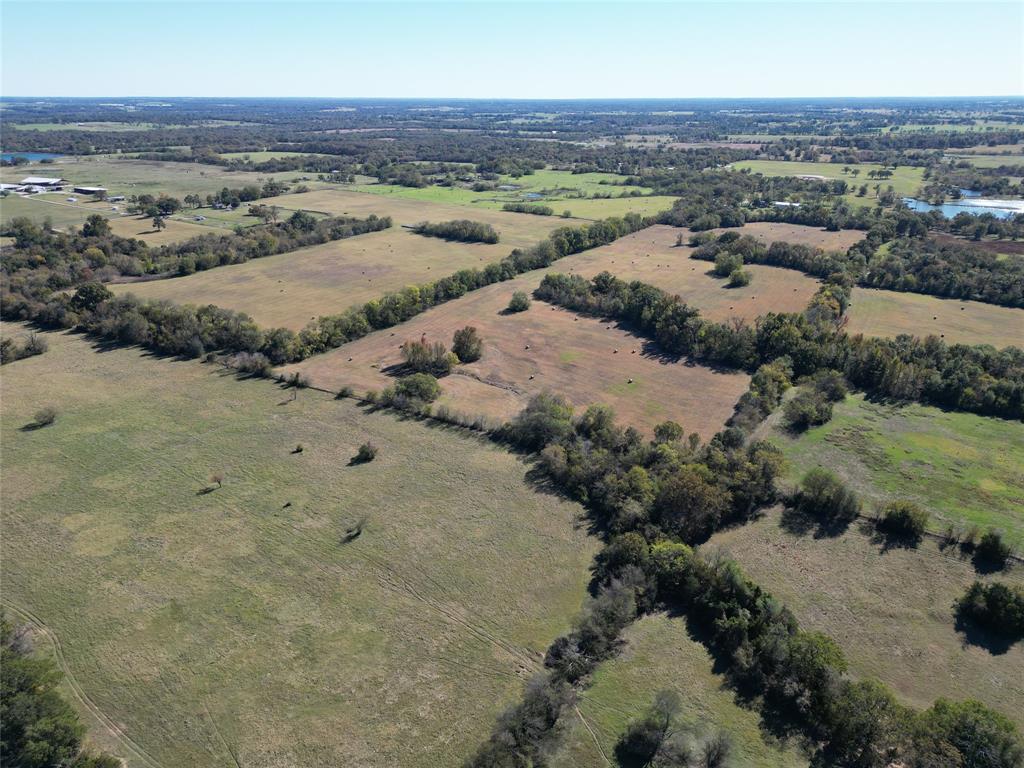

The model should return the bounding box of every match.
[556,224,824,322]
[708,511,1024,727]
[846,287,1024,349]
[0,325,597,768]
[282,273,751,438]
[730,160,925,203]
[552,613,807,768]
[109,207,572,329]
[752,393,1024,545]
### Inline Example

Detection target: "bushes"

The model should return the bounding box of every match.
[353,442,377,463]
[401,336,456,375]
[411,219,499,244]
[782,389,833,431]
[502,202,554,216]
[507,291,531,313]
[727,267,751,287]
[32,406,57,427]
[956,582,1024,642]
[877,500,929,541]
[975,529,1014,568]
[0,332,47,364]
[452,326,483,363]
[713,251,743,277]
[388,373,441,404]
[795,467,861,523]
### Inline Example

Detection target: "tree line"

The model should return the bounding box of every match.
[690,228,1024,308]
[1,215,650,368]
[411,219,500,244]
[466,389,1023,767]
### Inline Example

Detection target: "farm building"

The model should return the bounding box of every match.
[20,176,64,187]
[73,186,108,195]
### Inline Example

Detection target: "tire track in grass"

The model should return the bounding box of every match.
[2,599,166,768]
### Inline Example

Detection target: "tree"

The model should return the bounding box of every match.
[1,614,120,768]
[152,215,166,232]
[452,326,483,363]
[654,465,729,542]
[508,291,531,313]
[876,500,929,542]
[81,214,111,238]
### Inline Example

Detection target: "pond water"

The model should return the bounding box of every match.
[902,195,1024,220]
[1,152,65,163]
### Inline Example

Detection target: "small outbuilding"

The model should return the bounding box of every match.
[73,186,108,195]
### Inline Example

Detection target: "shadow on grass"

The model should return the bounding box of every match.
[19,420,52,432]
[954,613,1018,656]
[779,505,855,539]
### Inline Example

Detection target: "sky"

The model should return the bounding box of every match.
[1,1,1021,98]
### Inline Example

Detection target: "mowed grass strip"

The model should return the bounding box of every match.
[708,511,1024,727]
[0,325,597,768]
[754,393,1024,544]
[552,614,807,768]
[846,287,1024,349]
[283,271,750,438]
[108,214,564,330]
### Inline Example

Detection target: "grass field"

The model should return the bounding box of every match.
[731,160,925,201]
[846,287,1024,348]
[546,224,825,323]
[0,324,597,768]
[0,194,230,244]
[753,393,1024,545]
[348,168,677,220]
[218,151,334,162]
[552,614,807,768]
[282,273,751,437]
[0,157,328,202]
[110,226,532,329]
[708,511,1024,727]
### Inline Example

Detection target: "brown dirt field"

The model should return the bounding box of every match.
[708,511,1024,727]
[110,224,549,331]
[846,287,1024,349]
[283,272,751,437]
[552,224,822,322]
[715,221,866,251]
[256,188,577,247]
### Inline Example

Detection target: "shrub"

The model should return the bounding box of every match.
[336,385,354,399]
[727,267,752,287]
[507,291,531,313]
[713,251,743,277]
[976,529,1013,568]
[401,337,456,375]
[394,373,441,403]
[33,406,57,426]
[287,371,310,388]
[502,202,554,216]
[783,390,833,431]
[452,326,483,363]
[232,351,272,377]
[877,500,929,541]
[354,442,377,463]
[956,581,1024,641]
[796,467,860,521]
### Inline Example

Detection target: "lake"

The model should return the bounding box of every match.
[902,196,1024,220]
[1,152,65,163]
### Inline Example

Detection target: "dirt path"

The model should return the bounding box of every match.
[1,599,166,768]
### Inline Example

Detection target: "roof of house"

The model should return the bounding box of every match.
[20,176,63,185]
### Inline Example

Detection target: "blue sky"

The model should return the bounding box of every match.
[2,1,1021,98]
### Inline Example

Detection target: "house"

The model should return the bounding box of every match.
[108,195,126,202]
[73,186,107,195]
[20,176,64,187]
